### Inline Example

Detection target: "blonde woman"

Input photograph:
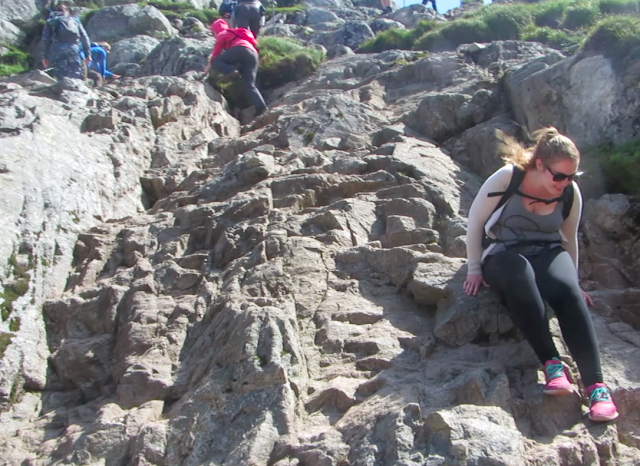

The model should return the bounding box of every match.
[463,128,618,422]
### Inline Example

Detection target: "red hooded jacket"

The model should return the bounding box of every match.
[210,19,258,60]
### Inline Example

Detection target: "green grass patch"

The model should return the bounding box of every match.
[520,25,578,48]
[358,20,438,52]
[599,0,640,14]
[0,332,13,360]
[0,45,32,77]
[596,140,640,196]
[532,1,568,27]
[582,15,640,62]
[563,4,599,29]
[140,1,194,13]
[257,36,325,88]
[183,9,220,24]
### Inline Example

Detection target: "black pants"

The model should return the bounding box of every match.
[483,247,603,387]
[232,1,263,37]
[422,0,437,12]
[212,46,267,114]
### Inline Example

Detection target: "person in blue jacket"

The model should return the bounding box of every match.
[86,42,120,87]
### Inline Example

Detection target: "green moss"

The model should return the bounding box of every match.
[0,332,13,360]
[594,140,640,196]
[0,45,32,77]
[9,317,20,332]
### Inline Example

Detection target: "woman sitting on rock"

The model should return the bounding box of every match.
[203,19,267,117]
[463,127,619,423]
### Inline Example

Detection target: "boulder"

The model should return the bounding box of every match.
[109,35,161,67]
[0,17,25,46]
[0,0,41,28]
[316,20,375,50]
[85,4,175,43]
[139,36,213,77]
[505,52,638,147]
[306,8,341,25]
[443,113,521,179]
[369,18,405,34]
[389,4,442,28]
[425,405,525,464]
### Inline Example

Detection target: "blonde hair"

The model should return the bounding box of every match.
[95,41,111,53]
[498,127,580,170]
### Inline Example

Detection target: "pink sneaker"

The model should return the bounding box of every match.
[543,358,573,395]
[587,383,619,422]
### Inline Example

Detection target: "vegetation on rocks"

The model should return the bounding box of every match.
[0,255,31,321]
[582,15,640,63]
[359,0,640,55]
[0,46,32,77]
[0,332,13,360]
[593,141,640,196]
[209,36,324,109]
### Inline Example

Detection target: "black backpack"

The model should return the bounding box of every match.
[482,165,575,248]
[53,15,80,43]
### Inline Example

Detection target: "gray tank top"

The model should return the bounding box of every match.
[489,193,563,256]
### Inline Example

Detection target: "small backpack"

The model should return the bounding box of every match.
[54,15,81,43]
[219,0,237,17]
[482,165,575,248]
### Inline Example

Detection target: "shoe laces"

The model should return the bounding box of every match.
[545,361,564,380]
[590,386,612,404]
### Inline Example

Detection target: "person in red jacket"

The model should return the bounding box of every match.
[203,19,267,117]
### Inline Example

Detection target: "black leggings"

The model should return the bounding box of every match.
[483,247,603,387]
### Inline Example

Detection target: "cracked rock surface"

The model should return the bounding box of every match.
[1,40,640,466]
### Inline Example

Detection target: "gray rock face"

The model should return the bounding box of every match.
[369,17,405,34]
[316,20,375,50]
[0,17,25,46]
[504,45,640,147]
[306,7,341,25]
[109,35,161,67]
[1,29,640,466]
[139,36,213,77]
[389,3,443,28]
[0,0,42,28]
[85,4,176,43]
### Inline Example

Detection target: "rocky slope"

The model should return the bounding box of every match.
[1,1,640,465]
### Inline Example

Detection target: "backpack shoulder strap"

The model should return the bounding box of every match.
[487,165,525,214]
[561,182,575,220]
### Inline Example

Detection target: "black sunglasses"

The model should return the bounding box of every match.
[546,166,582,182]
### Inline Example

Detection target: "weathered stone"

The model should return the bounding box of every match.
[86,4,175,43]
[109,35,161,67]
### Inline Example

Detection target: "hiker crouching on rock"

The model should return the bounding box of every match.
[86,42,120,87]
[203,19,267,117]
[41,0,92,80]
[232,0,265,37]
[463,127,619,423]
